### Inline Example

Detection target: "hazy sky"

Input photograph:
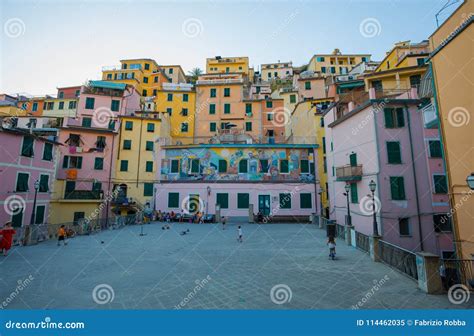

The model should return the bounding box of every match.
[1,0,461,95]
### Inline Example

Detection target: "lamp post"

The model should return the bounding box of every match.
[467,174,474,190]
[29,180,40,226]
[26,180,40,245]
[206,186,211,216]
[369,180,378,236]
[343,183,351,226]
[318,188,324,218]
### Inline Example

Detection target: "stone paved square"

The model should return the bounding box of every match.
[0,223,471,310]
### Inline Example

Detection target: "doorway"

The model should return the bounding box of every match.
[258,195,271,216]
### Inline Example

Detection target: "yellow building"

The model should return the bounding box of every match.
[429,0,474,259]
[161,65,187,84]
[307,49,371,75]
[288,99,331,214]
[206,56,253,78]
[113,113,170,214]
[364,40,429,95]
[154,83,195,144]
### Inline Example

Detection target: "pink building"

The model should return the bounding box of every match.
[0,126,60,243]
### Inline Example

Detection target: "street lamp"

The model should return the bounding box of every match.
[369,180,378,236]
[318,188,324,218]
[343,183,351,226]
[467,174,474,190]
[29,180,40,226]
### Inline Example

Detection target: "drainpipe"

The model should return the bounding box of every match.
[105,125,116,229]
[372,103,383,236]
[136,117,143,187]
[405,103,424,251]
[312,147,319,215]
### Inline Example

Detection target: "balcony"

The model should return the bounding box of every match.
[196,78,243,85]
[422,103,438,128]
[336,164,363,181]
[64,190,102,200]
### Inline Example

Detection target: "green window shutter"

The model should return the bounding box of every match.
[434,175,448,194]
[108,120,116,130]
[123,139,132,150]
[82,117,92,127]
[35,205,45,224]
[237,193,249,209]
[396,108,405,127]
[305,81,311,90]
[300,160,309,173]
[350,183,358,203]
[77,156,83,169]
[224,104,231,114]
[323,157,327,173]
[145,161,153,172]
[171,160,179,173]
[120,160,128,171]
[216,193,229,209]
[266,100,273,108]
[349,153,357,166]
[63,156,69,168]
[218,160,227,173]
[144,183,154,196]
[260,159,269,172]
[168,192,179,208]
[239,159,248,173]
[322,137,326,154]
[42,142,53,161]
[147,123,155,132]
[209,104,216,114]
[246,103,252,113]
[85,97,95,109]
[387,142,401,164]
[181,123,188,132]
[167,93,173,101]
[92,182,102,191]
[210,88,216,97]
[245,122,252,131]
[429,140,442,158]
[94,157,104,170]
[290,95,296,103]
[190,159,200,173]
[384,108,394,128]
[300,193,312,209]
[210,122,216,132]
[146,141,154,151]
[125,121,133,130]
[279,193,292,209]
[224,88,230,97]
[12,208,24,227]
[16,173,29,192]
[21,136,34,157]
[39,174,49,192]
[280,160,289,173]
[111,100,120,112]
[183,94,189,102]
[390,177,406,200]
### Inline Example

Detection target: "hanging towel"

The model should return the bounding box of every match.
[69,146,76,154]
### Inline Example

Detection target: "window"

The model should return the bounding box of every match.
[108,120,116,130]
[58,101,64,110]
[372,80,383,91]
[429,140,442,158]
[245,122,252,132]
[260,159,269,173]
[183,93,189,102]
[168,192,179,208]
[305,81,311,90]
[224,104,231,114]
[94,157,104,170]
[300,160,309,173]
[96,136,106,149]
[123,139,132,150]
[11,208,24,227]
[216,193,229,209]
[21,136,34,157]
[210,88,216,98]
[190,159,200,173]
[386,141,402,164]
[169,68,174,74]
[144,183,153,196]
[300,193,312,209]
[245,103,252,114]
[316,57,325,62]
[120,160,128,171]
[147,123,155,132]
[125,121,133,130]
[153,89,157,96]
[92,181,102,192]
[16,173,29,192]
[145,141,154,151]
[39,174,49,192]
[73,212,85,225]
[399,218,410,236]
[181,123,188,132]
[280,159,289,173]
[224,88,230,97]
[266,100,273,108]
[144,63,150,70]
[239,159,248,173]
[111,100,120,112]
[167,93,173,101]
[142,89,147,96]
[65,181,75,193]
[434,214,452,232]
[209,104,216,114]
[35,205,45,224]
[290,95,296,103]
[350,183,358,203]
[42,142,53,161]
[267,113,274,121]
[154,77,158,83]
[321,67,326,73]
[323,157,327,173]
[322,137,326,154]
[68,101,76,109]
[210,122,217,132]
[390,177,406,200]
[330,67,336,74]
[62,156,83,169]
[85,97,95,109]
[279,193,291,209]
[410,75,421,88]
[167,108,172,115]
[361,57,367,62]
[384,108,405,128]
[82,117,92,128]
[143,77,149,84]
[434,175,448,194]
[349,153,357,166]
[417,58,425,66]
[218,160,227,173]
[181,108,188,116]
[32,102,38,111]
[170,160,179,173]
[237,193,249,209]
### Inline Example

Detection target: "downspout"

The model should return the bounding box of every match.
[105,124,116,228]
[313,147,319,216]
[136,117,143,187]
[405,103,424,251]
[372,102,383,236]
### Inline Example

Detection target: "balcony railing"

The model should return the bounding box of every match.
[196,78,244,85]
[64,190,102,200]
[336,164,363,181]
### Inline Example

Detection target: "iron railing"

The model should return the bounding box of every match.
[440,259,474,291]
[378,240,418,280]
[355,231,370,253]
[335,223,346,239]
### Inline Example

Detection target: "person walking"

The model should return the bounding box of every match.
[0,222,16,256]
[57,224,68,246]
[327,236,336,260]
[237,225,243,243]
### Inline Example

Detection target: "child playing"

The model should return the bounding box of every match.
[221,216,227,230]
[0,222,16,256]
[57,225,68,246]
[327,236,336,260]
[237,225,243,243]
